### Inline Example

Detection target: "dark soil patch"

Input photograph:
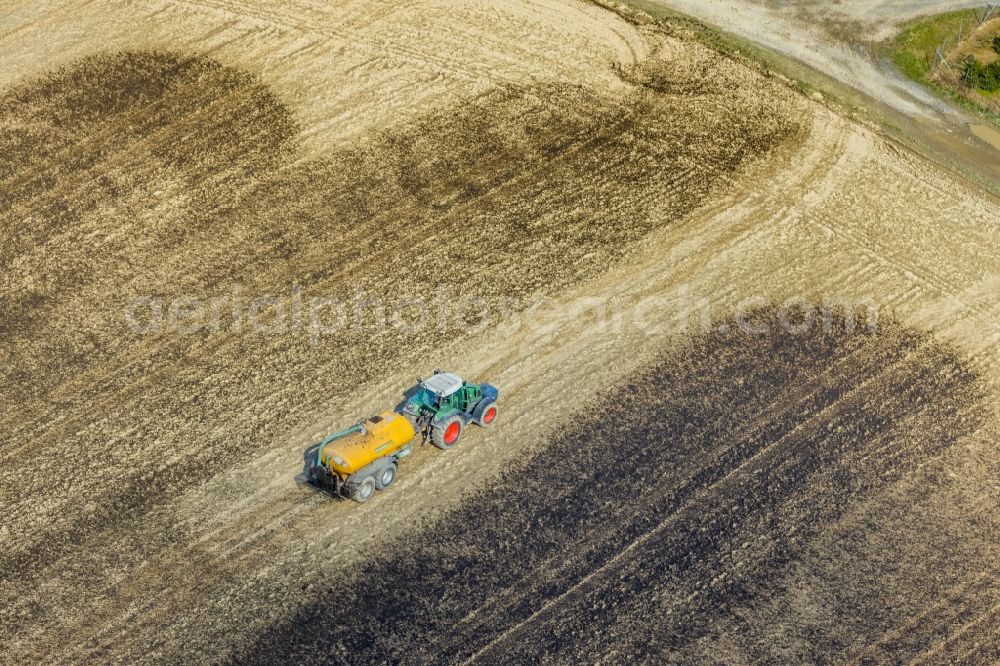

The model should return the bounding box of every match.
[238,311,991,664]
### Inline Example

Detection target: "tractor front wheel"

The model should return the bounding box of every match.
[431,415,464,450]
[477,402,498,427]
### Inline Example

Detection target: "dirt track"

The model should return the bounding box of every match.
[641,0,1000,184]
[636,0,968,118]
[1,0,999,663]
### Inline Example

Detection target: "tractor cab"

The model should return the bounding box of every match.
[420,372,485,409]
[422,373,486,412]
[420,371,464,404]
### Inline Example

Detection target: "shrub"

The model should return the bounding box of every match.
[964,56,1000,92]
[993,35,1000,55]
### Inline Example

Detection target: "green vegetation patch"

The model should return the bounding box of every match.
[890,10,970,82]
[964,56,1000,92]
[889,9,1000,124]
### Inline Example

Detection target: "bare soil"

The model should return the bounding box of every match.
[1,0,998,663]
[0,40,801,590]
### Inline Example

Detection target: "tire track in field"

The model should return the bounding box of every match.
[238,310,991,664]
[853,569,999,663]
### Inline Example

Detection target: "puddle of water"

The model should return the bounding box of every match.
[971,124,1000,152]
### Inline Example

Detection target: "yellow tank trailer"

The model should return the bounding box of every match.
[309,412,415,503]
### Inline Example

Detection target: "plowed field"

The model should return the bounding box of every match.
[1,1,997,663]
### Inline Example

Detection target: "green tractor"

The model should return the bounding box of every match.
[399,371,499,449]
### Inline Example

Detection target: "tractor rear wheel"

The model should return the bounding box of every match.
[375,462,398,491]
[477,402,498,427]
[431,415,464,450]
[346,476,376,503]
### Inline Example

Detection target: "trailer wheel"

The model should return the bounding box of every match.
[346,476,376,503]
[432,415,464,450]
[375,463,398,491]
